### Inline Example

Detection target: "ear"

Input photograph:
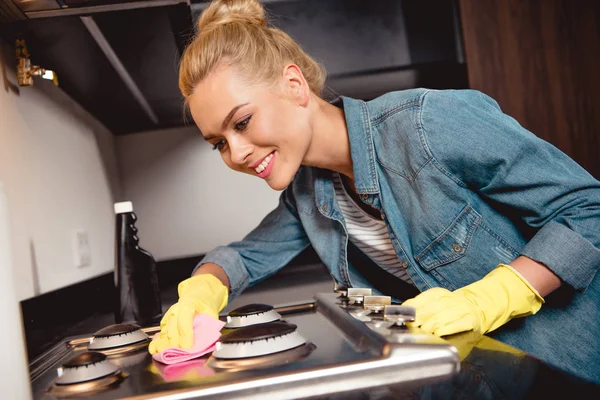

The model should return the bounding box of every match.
[281,64,310,107]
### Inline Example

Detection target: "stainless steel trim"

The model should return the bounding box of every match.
[127,358,456,400]
[315,292,388,353]
[22,0,189,18]
[80,15,159,125]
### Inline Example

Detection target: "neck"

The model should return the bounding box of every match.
[302,94,354,180]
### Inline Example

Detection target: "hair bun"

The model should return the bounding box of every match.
[198,0,266,30]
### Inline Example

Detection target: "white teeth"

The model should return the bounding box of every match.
[254,153,273,174]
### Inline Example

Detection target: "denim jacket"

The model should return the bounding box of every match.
[197,89,600,384]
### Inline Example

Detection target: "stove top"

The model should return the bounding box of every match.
[29,288,460,399]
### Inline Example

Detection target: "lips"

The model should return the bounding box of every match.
[250,152,274,169]
[255,152,276,179]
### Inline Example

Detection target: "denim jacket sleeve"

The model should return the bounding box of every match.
[420,89,600,291]
[193,186,310,301]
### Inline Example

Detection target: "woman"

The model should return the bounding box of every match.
[149,0,600,385]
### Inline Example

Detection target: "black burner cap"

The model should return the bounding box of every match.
[93,323,141,338]
[220,321,297,343]
[63,352,107,368]
[229,303,273,317]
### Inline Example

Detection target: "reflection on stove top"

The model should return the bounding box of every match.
[150,358,215,382]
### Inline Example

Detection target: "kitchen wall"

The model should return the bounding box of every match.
[115,126,280,260]
[0,40,120,301]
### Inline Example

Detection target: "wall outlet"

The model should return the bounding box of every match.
[73,230,91,268]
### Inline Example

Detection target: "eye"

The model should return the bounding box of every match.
[234,116,252,132]
[212,140,227,151]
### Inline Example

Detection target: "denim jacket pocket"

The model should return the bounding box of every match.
[415,204,482,271]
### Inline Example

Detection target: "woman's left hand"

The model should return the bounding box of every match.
[403,264,544,337]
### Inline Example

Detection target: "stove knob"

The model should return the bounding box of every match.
[383,305,416,326]
[347,288,372,304]
[363,295,391,312]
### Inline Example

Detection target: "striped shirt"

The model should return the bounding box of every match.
[333,174,414,285]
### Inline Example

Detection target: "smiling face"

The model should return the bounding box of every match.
[188,63,313,191]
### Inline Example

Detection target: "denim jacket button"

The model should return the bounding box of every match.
[452,243,462,252]
[361,194,369,200]
[401,261,408,268]
[322,204,328,212]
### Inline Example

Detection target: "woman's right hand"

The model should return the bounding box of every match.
[148,274,228,354]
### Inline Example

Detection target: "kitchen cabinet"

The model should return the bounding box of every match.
[459,0,600,179]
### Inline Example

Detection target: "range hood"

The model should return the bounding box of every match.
[10,0,189,19]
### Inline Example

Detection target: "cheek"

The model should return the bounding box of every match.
[254,104,297,145]
[250,118,277,146]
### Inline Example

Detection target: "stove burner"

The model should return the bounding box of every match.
[94,323,140,336]
[224,303,281,328]
[88,323,150,355]
[213,321,307,359]
[207,342,316,372]
[49,351,126,396]
[57,352,119,384]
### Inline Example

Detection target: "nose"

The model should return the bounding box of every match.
[229,137,253,166]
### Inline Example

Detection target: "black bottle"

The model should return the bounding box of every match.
[114,201,162,326]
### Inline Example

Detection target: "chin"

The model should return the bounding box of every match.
[262,157,302,191]
[266,178,290,191]
[265,170,297,191]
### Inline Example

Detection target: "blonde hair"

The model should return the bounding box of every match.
[178,0,326,104]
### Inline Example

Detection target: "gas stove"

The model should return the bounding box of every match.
[29,287,460,399]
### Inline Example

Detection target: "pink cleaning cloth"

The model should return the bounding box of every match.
[152,313,225,365]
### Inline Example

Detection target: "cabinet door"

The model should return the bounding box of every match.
[459,0,600,179]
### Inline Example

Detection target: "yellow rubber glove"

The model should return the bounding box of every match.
[403,264,544,337]
[148,274,228,355]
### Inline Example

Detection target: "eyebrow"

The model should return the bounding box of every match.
[202,103,249,141]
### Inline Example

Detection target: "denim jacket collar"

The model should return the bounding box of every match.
[341,96,380,194]
[314,96,380,218]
